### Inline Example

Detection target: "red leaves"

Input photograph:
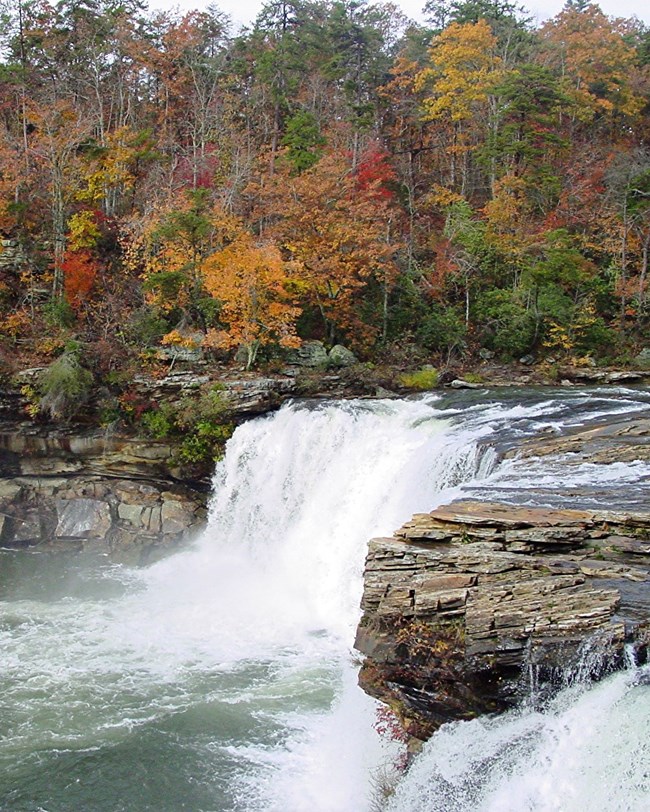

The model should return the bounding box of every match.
[355,143,396,202]
[62,250,98,310]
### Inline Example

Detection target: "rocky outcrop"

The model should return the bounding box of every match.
[0,476,204,564]
[511,415,650,463]
[355,501,650,741]
[0,425,206,563]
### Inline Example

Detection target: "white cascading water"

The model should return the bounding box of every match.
[132,398,496,810]
[386,666,650,812]
[1,389,650,811]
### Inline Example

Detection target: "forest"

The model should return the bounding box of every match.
[0,0,649,392]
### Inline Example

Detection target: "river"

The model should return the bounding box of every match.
[1,387,649,811]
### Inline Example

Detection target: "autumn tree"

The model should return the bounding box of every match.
[201,231,302,368]
[262,151,399,346]
[540,5,643,125]
[26,98,91,297]
[416,19,503,194]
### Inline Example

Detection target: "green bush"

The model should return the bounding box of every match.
[38,349,93,420]
[178,421,234,464]
[137,384,234,465]
[416,305,467,354]
[473,289,537,359]
[125,308,169,346]
[43,298,75,329]
[399,367,439,390]
[140,404,176,439]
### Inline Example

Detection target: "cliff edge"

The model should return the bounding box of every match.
[355,501,650,741]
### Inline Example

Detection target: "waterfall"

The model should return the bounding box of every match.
[1,389,649,812]
[386,666,650,812]
[131,398,497,810]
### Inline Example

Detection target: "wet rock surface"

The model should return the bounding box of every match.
[355,501,650,740]
[511,415,650,464]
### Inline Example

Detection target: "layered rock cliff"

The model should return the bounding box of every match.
[355,501,650,740]
[355,414,650,741]
[0,426,207,563]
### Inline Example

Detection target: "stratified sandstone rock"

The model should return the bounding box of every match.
[0,475,205,563]
[355,501,650,740]
[0,426,207,563]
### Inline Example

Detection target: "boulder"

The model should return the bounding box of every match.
[449,379,482,389]
[328,345,358,368]
[634,348,650,369]
[284,340,329,367]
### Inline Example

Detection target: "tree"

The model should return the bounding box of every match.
[26,98,91,297]
[261,152,399,346]
[483,64,568,207]
[416,20,503,193]
[201,231,302,368]
[605,150,650,323]
[62,249,98,312]
[540,5,643,124]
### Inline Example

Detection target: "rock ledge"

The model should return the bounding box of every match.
[355,501,650,740]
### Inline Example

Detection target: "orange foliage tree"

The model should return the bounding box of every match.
[62,249,98,312]
[540,6,643,124]
[258,152,399,347]
[201,232,302,369]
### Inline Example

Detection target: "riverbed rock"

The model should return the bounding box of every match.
[511,415,650,464]
[449,379,482,389]
[355,501,650,741]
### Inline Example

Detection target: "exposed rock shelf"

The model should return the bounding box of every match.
[0,426,206,563]
[511,415,650,464]
[355,501,650,741]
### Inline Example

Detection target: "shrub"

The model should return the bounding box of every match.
[416,305,467,354]
[37,348,93,420]
[42,298,76,329]
[139,404,176,439]
[137,383,234,465]
[473,289,537,359]
[125,308,169,346]
[399,367,439,390]
[178,421,233,464]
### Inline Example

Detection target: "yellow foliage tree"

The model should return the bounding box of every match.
[416,20,503,191]
[201,233,302,369]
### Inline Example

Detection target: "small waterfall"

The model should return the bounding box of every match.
[386,665,650,812]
